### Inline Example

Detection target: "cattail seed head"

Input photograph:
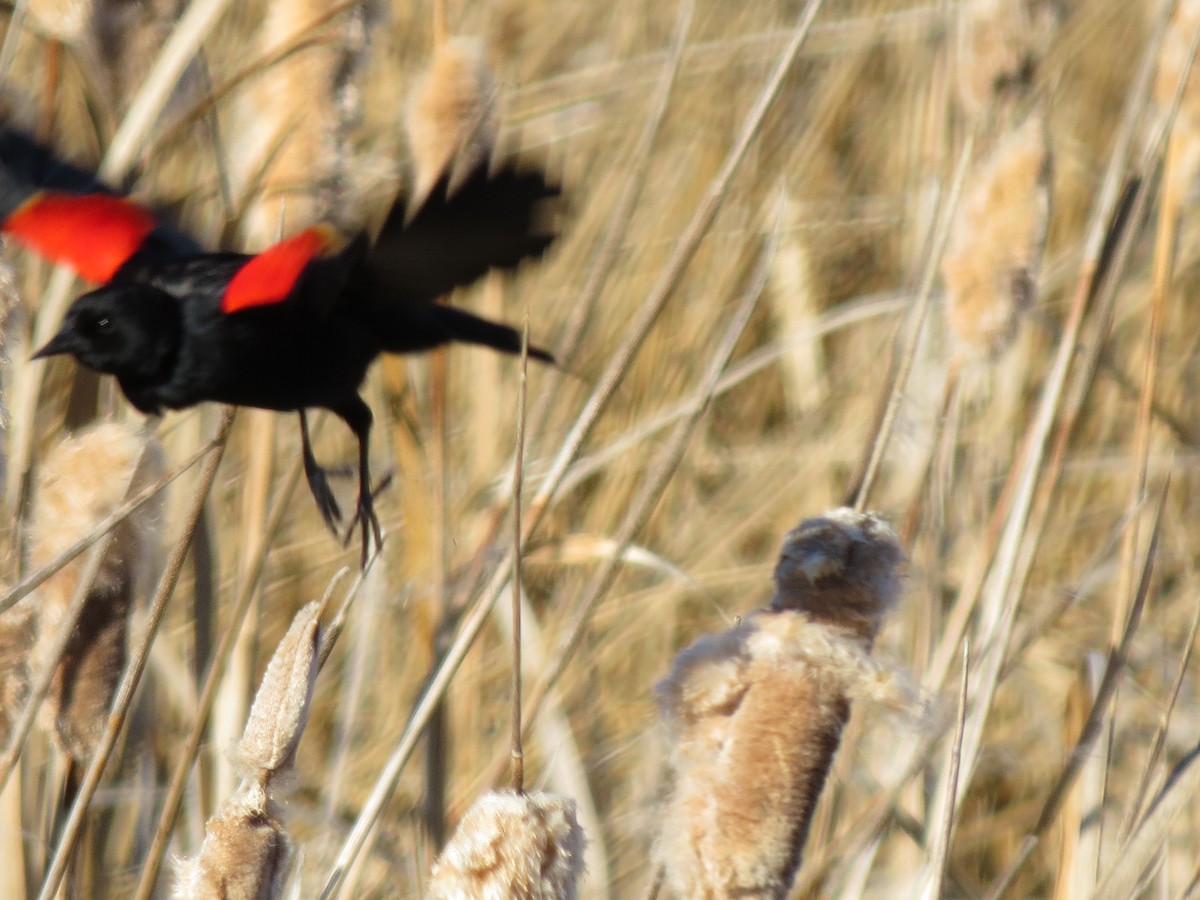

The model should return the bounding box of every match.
[29,423,164,760]
[1156,0,1200,195]
[173,782,294,900]
[655,509,909,898]
[942,110,1051,364]
[406,31,497,203]
[427,790,587,900]
[233,600,321,782]
[770,507,904,641]
[954,0,1061,127]
[25,0,93,45]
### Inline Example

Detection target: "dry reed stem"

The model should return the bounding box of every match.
[848,131,974,511]
[489,579,610,897]
[133,448,306,900]
[318,6,826,893]
[1092,745,1200,900]
[655,509,909,898]
[1121,593,1200,840]
[526,0,692,442]
[980,484,1162,900]
[921,2,1169,696]
[1052,654,1104,900]
[941,110,1050,364]
[961,30,1188,892]
[214,409,275,801]
[426,790,586,900]
[26,423,164,761]
[519,221,777,752]
[509,323,529,793]
[917,643,969,900]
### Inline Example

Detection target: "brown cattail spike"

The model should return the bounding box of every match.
[942,109,1051,364]
[770,507,904,640]
[656,509,910,898]
[427,790,587,900]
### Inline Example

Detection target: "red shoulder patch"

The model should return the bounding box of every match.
[3,192,157,283]
[221,226,339,314]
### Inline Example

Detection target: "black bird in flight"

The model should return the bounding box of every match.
[1,127,558,565]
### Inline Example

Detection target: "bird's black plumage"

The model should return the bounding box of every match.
[8,127,559,564]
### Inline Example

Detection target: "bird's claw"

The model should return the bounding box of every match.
[303,458,343,535]
[342,473,393,567]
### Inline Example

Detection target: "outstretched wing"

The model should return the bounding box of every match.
[0,127,201,283]
[366,161,561,302]
[221,226,363,315]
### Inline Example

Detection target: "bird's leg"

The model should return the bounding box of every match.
[299,410,342,533]
[332,397,383,567]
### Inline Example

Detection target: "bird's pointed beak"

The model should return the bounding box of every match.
[31,328,78,361]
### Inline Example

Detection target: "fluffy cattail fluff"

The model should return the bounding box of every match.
[27,423,164,761]
[1155,0,1200,199]
[942,110,1051,364]
[174,601,321,899]
[954,0,1061,129]
[25,0,185,113]
[24,0,94,45]
[172,781,293,900]
[233,0,376,240]
[655,509,913,899]
[427,790,587,900]
[406,5,497,204]
[231,600,321,780]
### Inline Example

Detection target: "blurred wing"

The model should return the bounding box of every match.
[0,126,201,282]
[367,162,560,302]
[221,225,357,314]
[3,192,157,283]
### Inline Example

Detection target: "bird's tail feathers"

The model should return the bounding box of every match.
[376,301,554,364]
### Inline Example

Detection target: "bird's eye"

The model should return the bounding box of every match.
[96,318,111,330]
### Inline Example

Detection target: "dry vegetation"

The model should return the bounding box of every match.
[0,0,1198,897]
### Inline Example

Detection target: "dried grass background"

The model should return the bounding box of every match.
[0,0,1198,897]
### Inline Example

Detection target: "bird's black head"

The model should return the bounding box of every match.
[32,283,182,380]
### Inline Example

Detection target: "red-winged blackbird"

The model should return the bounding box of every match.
[1,127,558,565]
